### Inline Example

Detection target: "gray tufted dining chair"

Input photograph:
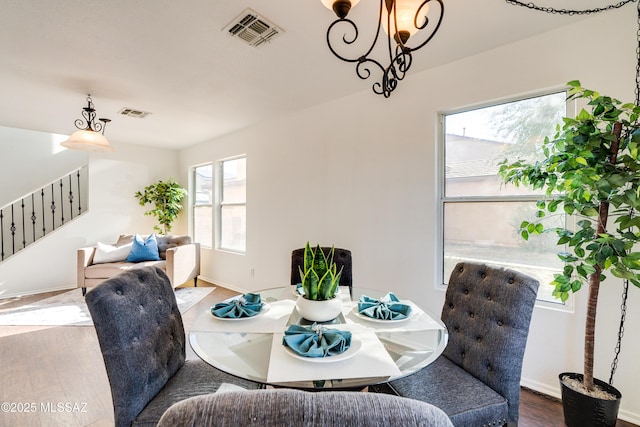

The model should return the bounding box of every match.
[387,262,539,427]
[158,389,455,427]
[85,266,260,427]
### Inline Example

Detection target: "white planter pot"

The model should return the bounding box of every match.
[295,295,342,322]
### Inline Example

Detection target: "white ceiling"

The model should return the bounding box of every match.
[0,0,604,149]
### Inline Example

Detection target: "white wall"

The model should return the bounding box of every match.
[179,8,639,423]
[0,137,183,298]
[0,125,87,206]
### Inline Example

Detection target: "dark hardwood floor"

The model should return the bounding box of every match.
[0,283,636,426]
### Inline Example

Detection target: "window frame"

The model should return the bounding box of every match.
[190,162,213,249]
[436,88,575,310]
[216,154,247,254]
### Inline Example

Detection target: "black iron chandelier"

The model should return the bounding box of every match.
[61,95,114,152]
[321,0,444,98]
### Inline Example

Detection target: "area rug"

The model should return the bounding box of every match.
[0,287,214,326]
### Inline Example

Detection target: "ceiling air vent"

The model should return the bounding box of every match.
[223,8,283,47]
[118,108,151,119]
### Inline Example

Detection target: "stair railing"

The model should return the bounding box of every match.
[0,165,88,262]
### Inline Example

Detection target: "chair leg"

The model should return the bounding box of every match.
[194,277,198,287]
[368,382,400,395]
[82,287,86,296]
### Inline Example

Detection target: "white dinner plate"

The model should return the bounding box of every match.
[283,336,362,363]
[210,303,270,321]
[351,305,414,323]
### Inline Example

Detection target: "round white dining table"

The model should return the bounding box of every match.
[189,286,448,390]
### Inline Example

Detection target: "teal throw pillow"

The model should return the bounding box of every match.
[126,234,161,262]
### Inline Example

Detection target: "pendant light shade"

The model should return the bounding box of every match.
[382,0,429,40]
[61,129,114,152]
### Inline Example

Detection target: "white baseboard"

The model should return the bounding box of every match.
[520,377,561,400]
[521,377,640,425]
[197,275,247,294]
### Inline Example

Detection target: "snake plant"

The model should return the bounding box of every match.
[299,242,343,300]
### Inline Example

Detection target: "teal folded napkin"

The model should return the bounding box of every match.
[211,293,263,318]
[357,292,412,320]
[282,323,352,358]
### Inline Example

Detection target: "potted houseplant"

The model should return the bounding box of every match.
[295,242,344,322]
[134,178,188,235]
[499,80,640,427]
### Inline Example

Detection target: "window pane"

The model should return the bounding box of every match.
[443,201,562,304]
[220,205,246,252]
[193,206,212,248]
[444,92,565,197]
[222,158,246,204]
[194,165,213,205]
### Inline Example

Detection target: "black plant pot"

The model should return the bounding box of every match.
[559,372,622,427]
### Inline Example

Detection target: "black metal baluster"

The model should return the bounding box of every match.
[50,183,56,230]
[68,174,74,219]
[77,168,82,215]
[1,209,4,260]
[21,198,26,249]
[59,179,64,225]
[31,193,36,243]
[41,188,46,236]
[10,204,16,256]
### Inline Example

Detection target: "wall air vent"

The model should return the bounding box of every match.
[118,108,151,119]
[223,8,283,47]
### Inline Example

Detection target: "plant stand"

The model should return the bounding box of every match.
[559,372,622,427]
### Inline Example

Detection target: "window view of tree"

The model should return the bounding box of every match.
[441,91,567,303]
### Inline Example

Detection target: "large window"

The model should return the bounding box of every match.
[192,163,213,248]
[440,91,567,304]
[218,156,246,253]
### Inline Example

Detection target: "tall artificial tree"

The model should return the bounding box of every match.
[499,81,640,392]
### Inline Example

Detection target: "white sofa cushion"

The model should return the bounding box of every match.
[93,242,133,264]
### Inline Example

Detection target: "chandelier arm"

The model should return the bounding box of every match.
[323,0,445,97]
[326,0,389,63]
[92,121,104,133]
[392,47,413,77]
[406,0,444,52]
[326,19,366,62]
[73,118,88,131]
[356,57,388,88]
[389,1,397,64]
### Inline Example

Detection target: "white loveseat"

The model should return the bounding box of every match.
[76,234,200,295]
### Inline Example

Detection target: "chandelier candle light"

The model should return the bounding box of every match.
[320,0,444,97]
[61,95,114,152]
